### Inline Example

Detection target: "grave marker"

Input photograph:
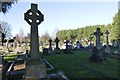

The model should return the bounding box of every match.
[64,40,69,50]
[76,41,80,49]
[24,3,46,79]
[24,3,44,60]
[90,28,106,62]
[55,37,60,49]
[105,30,110,54]
[49,39,52,50]
[89,34,94,47]
[93,28,103,48]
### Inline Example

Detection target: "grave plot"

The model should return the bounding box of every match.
[1,2,120,80]
[0,54,26,79]
[1,61,12,80]
[24,3,47,79]
[43,58,54,71]
[44,49,119,79]
[5,59,26,79]
[42,59,70,80]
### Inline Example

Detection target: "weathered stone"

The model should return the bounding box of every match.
[43,48,49,55]
[90,47,106,62]
[24,3,44,60]
[105,30,111,54]
[49,39,52,50]
[90,28,106,62]
[89,34,94,48]
[64,40,69,50]
[76,41,80,49]
[93,28,103,48]
[24,3,46,79]
[55,37,60,49]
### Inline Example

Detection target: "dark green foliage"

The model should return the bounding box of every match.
[1,0,18,14]
[57,10,120,43]
[57,25,109,43]
[112,9,120,40]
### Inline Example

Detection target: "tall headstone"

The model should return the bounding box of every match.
[55,37,60,49]
[93,28,103,48]
[24,3,43,60]
[64,40,69,50]
[105,30,110,54]
[114,40,120,55]
[117,39,120,54]
[112,40,117,48]
[89,34,94,47]
[90,28,106,62]
[24,3,46,79]
[76,41,80,49]
[49,39,52,50]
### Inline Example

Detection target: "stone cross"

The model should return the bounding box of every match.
[49,39,52,49]
[64,40,69,50]
[94,28,103,48]
[76,41,80,49]
[89,34,93,47]
[55,37,60,49]
[24,3,44,60]
[24,4,46,79]
[105,30,109,46]
[105,30,110,53]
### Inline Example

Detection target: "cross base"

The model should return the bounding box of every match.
[29,52,40,61]
[24,58,47,79]
[105,47,111,54]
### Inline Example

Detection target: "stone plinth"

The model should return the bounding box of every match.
[24,3,47,79]
[24,59,47,79]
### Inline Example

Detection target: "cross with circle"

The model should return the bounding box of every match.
[24,3,44,60]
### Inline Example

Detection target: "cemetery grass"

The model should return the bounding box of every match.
[44,49,119,79]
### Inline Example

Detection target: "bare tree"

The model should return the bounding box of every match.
[40,32,52,43]
[0,21,12,38]
[1,0,18,14]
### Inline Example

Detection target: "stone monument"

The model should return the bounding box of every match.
[89,34,94,47]
[64,40,69,50]
[55,37,60,49]
[76,41,80,49]
[90,28,106,62]
[24,3,46,79]
[94,28,103,48]
[105,30,110,54]
[49,39,52,50]
[115,39,120,54]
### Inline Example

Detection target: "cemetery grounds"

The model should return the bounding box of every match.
[44,49,119,79]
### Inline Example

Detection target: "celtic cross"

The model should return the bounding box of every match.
[24,3,44,60]
[94,28,103,48]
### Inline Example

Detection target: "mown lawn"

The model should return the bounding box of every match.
[44,49,119,79]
